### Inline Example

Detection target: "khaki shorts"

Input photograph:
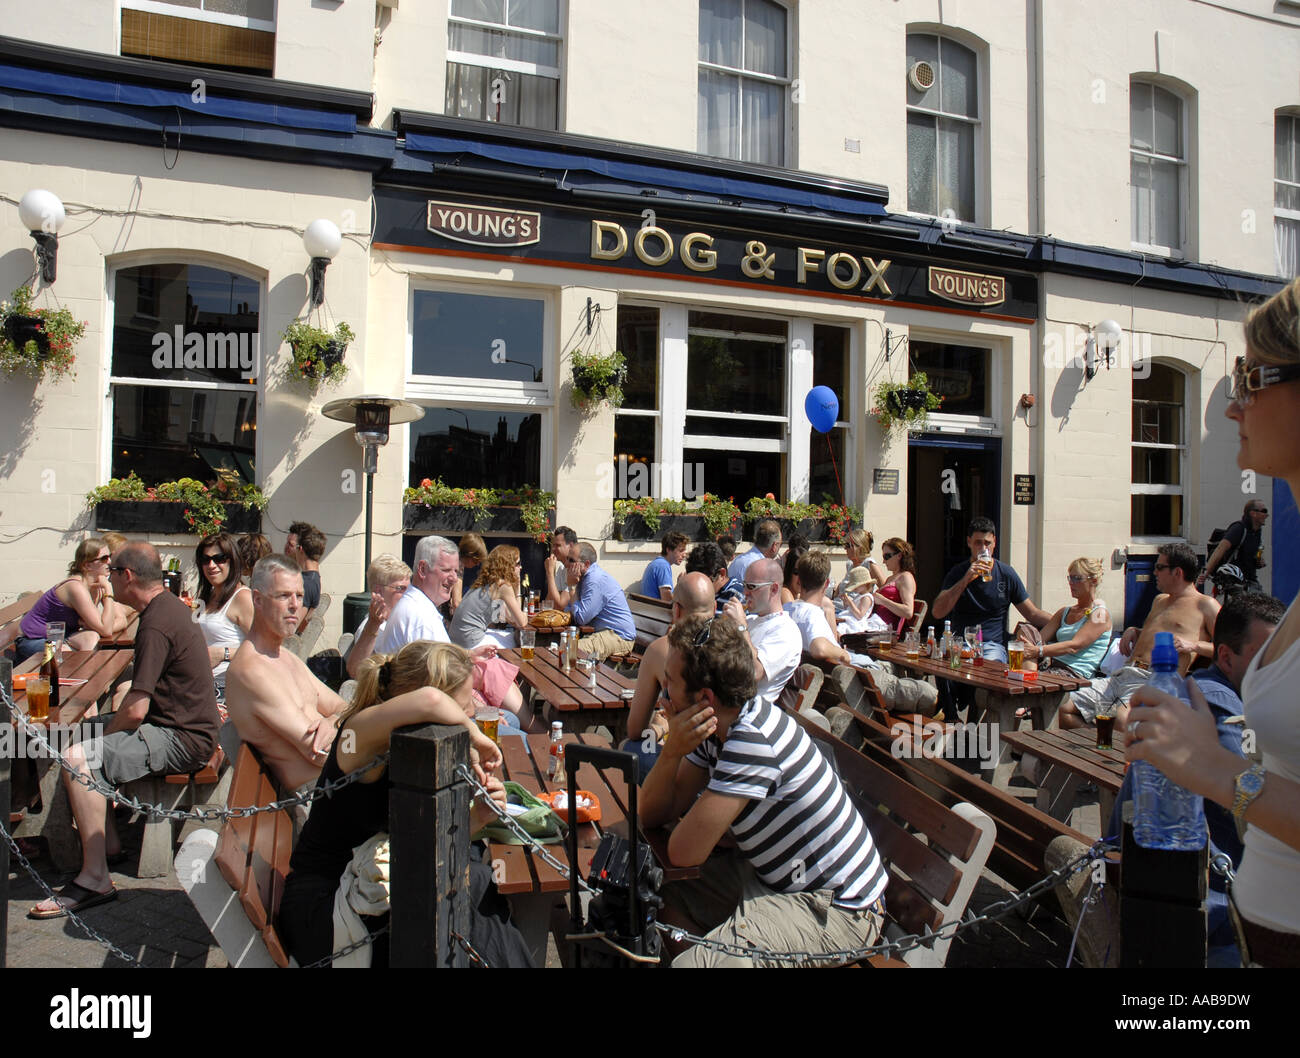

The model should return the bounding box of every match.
[578,629,635,662]
[663,849,884,968]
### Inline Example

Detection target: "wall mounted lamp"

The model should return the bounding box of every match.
[303,218,342,311]
[18,189,66,284]
[1084,318,1123,381]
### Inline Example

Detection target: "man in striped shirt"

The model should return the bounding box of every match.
[642,614,888,967]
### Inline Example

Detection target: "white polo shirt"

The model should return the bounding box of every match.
[746,610,803,708]
[782,599,837,653]
[375,584,449,655]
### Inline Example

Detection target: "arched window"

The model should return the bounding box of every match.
[906,33,980,223]
[108,262,260,486]
[1131,362,1185,539]
[1130,80,1188,256]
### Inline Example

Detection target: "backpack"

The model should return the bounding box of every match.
[1206,524,1239,567]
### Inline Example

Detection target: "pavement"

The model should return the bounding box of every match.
[4,767,1107,970]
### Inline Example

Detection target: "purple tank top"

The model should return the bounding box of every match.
[19,582,82,639]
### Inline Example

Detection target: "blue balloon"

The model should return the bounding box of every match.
[805,386,839,433]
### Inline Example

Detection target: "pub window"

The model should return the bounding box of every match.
[1130,79,1189,257]
[698,0,791,167]
[410,287,547,388]
[120,0,275,75]
[909,339,991,419]
[108,263,260,487]
[613,305,660,498]
[1276,111,1300,279]
[1131,362,1185,539]
[408,407,542,493]
[810,324,849,505]
[906,33,980,223]
[446,0,562,130]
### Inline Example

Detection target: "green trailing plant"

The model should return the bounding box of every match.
[870,372,943,432]
[0,284,85,381]
[283,319,353,388]
[569,348,627,410]
[742,494,861,544]
[403,478,557,541]
[86,471,267,538]
[612,494,742,537]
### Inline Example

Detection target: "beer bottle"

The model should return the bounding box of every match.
[41,640,61,712]
[549,722,565,782]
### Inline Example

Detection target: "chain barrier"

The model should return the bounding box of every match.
[0,685,386,822]
[450,929,491,968]
[300,926,390,969]
[453,756,1113,966]
[1,821,142,966]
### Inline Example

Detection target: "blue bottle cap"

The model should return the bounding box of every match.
[1150,630,1179,671]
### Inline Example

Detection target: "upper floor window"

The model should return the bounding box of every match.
[121,0,275,75]
[698,0,790,167]
[906,33,979,223]
[1276,112,1300,278]
[446,0,562,130]
[1130,81,1187,256]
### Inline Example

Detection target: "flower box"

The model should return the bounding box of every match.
[403,504,556,536]
[93,500,262,535]
[616,514,711,542]
[742,517,831,543]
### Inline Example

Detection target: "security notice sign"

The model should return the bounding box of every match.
[1014,474,1036,505]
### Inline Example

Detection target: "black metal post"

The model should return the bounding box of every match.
[1119,804,1207,967]
[364,467,374,576]
[388,721,472,967]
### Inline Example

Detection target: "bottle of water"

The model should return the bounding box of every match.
[1131,632,1207,850]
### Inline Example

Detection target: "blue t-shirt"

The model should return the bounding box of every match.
[937,558,1028,646]
[568,563,637,641]
[641,556,674,600]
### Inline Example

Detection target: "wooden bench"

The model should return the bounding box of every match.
[175,740,295,967]
[123,744,230,878]
[791,711,996,967]
[625,592,671,655]
[0,592,40,657]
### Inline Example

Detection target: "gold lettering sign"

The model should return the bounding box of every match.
[927,266,1006,306]
[427,200,541,246]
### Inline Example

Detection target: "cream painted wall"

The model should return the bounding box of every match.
[0,131,372,639]
[372,0,448,128]
[275,0,375,94]
[7,1,117,54]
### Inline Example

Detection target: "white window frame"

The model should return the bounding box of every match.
[403,280,554,488]
[697,0,794,168]
[904,329,1001,436]
[1276,112,1300,280]
[102,258,264,487]
[1129,79,1189,259]
[446,0,565,129]
[1130,361,1187,544]
[120,0,276,33]
[903,32,983,227]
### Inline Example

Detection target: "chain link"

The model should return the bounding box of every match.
[299,925,390,968]
[1,821,142,965]
[450,929,491,968]
[1,686,386,821]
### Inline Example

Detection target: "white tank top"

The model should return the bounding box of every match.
[198,585,249,688]
[1234,593,1300,935]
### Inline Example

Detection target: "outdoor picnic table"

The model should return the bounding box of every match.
[862,644,1092,789]
[8,646,134,871]
[98,611,140,649]
[500,644,636,739]
[1000,726,1127,828]
[489,730,694,966]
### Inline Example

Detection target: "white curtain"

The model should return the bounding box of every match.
[1276,217,1300,279]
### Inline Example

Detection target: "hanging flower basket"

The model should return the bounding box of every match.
[0,285,85,381]
[871,373,943,432]
[283,319,353,389]
[570,349,627,411]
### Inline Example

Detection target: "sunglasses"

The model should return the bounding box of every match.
[1230,357,1300,405]
[1250,507,1268,515]
[89,555,111,564]
[1154,563,1170,571]
[693,617,720,647]
[107,565,128,574]
[881,551,898,561]
[1066,574,1088,583]
[743,580,776,592]
[201,553,231,566]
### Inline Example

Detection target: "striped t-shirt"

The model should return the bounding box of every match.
[686,698,888,910]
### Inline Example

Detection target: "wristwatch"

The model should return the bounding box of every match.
[1231,763,1266,822]
[223,646,231,663]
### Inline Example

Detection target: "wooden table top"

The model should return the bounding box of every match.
[864,644,1091,697]
[99,612,140,649]
[489,731,692,895]
[999,726,1127,792]
[10,648,133,722]
[501,645,635,713]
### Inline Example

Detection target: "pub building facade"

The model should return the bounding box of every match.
[0,1,1293,645]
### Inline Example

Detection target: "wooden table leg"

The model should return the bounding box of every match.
[1034,761,1082,823]
[507,890,565,969]
[973,691,1020,790]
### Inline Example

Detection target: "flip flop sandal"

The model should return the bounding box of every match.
[28,881,117,920]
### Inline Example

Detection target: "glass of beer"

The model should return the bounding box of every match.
[519,627,536,661]
[904,631,921,661]
[1095,706,1116,750]
[474,705,500,744]
[25,677,50,723]
[1008,642,1025,672]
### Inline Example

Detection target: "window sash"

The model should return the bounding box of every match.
[123,0,275,32]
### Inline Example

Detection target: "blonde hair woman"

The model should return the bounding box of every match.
[14,537,128,661]
[279,640,531,967]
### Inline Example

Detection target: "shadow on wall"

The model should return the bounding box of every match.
[1049,359,1087,430]
[262,421,367,557]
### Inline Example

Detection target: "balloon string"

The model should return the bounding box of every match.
[826,432,845,507]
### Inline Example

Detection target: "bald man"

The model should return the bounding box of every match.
[622,572,717,779]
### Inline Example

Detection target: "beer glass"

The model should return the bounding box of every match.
[26,677,50,723]
[474,705,501,744]
[1008,642,1025,672]
[46,621,65,652]
[520,627,536,661]
[1095,705,1116,750]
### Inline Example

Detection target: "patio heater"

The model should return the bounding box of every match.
[322,395,425,634]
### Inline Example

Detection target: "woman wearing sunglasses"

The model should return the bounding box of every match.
[12,538,129,661]
[863,537,918,635]
[1126,278,1300,966]
[1016,557,1111,679]
[194,533,253,704]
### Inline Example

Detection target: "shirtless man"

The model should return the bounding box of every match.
[1062,542,1219,729]
[225,555,347,792]
[625,572,717,767]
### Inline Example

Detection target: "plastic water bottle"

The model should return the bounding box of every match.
[1131,632,1207,850]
